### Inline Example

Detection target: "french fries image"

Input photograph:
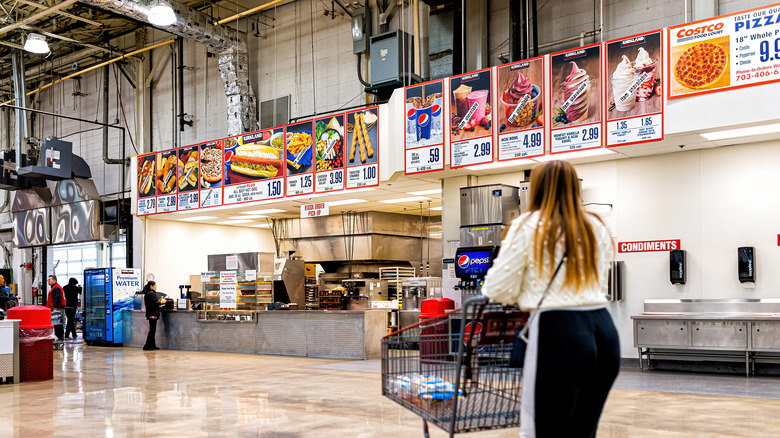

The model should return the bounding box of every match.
[361,112,374,159]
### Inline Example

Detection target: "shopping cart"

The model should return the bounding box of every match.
[382,296,529,437]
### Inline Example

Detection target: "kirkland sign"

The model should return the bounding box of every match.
[618,239,681,253]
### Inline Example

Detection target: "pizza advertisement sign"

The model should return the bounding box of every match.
[404,79,445,174]
[669,3,780,98]
[154,149,178,213]
[199,140,223,208]
[496,57,545,161]
[285,120,315,197]
[345,107,379,189]
[448,68,494,168]
[605,30,664,147]
[223,127,285,205]
[314,114,346,193]
[136,153,156,215]
[176,145,200,211]
[549,43,604,154]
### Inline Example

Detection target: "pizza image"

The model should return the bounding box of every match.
[201,147,222,183]
[674,42,727,89]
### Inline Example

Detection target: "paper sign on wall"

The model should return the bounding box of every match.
[219,271,237,308]
[226,255,238,270]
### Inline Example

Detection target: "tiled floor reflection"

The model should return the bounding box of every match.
[2,344,780,437]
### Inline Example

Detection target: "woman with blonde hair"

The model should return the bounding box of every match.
[482,160,619,438]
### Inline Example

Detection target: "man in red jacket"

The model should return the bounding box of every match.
[46,275,66,341]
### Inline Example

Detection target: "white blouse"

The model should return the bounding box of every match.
[481,211,614,310]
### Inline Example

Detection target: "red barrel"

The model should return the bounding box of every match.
[7,305,54,382]
[419,298,455,363]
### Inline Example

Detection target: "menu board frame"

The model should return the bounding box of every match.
[448,67,495,168]
[495,56,546,161]
[404,78,445,174]
[176,144,200,211]
[668,3,780,99]
[284,120,316,198]
[198,140,224,209]
[604,30,665,147]
[222,127,286,206]
[345,106,380,189]
[136,152,157,216]
[314,113,347,193]
[548,42,605,154]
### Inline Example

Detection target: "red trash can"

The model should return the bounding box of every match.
[6,305,54,382]
[419,298,455,364]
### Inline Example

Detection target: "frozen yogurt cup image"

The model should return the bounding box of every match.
[501,71,540,127]
[634,47,658,101]
[611,55,638,112]
[561,61,592,122]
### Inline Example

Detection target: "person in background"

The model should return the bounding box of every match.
[63,278,81,340]
[0,274,9,311]
[46,275,66,342]
[143,281,161,351]
[481,160,619,438]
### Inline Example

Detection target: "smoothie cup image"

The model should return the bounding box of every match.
[453,84,472,118]
[466,89,489,125]
[502,84,540,127]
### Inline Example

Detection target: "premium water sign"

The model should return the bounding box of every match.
[84,268,141,346]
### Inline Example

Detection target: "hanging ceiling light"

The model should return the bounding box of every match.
[24,33,49,54]
[147,0,177,26]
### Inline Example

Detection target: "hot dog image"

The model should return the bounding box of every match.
[138,159,155,196]
[230,144,283,178]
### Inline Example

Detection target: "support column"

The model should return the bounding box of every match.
[135,28,152,154]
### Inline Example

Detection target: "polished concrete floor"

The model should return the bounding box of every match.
[3,343,780,437]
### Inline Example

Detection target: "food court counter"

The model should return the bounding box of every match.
[123,309,389,359]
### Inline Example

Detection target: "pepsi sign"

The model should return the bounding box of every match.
[454,248,495,277]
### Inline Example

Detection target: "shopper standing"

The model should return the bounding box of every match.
[63,278,81,339]
[143,281,161,350]
[45,275,66,342]
[481,160,619,438]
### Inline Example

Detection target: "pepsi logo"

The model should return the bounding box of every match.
[407,108,416,119]
[431,104,441,116]
[418,113,430,127]
[457,255,470,268]
[224,150,233,162]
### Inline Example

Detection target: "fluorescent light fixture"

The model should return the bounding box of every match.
[533,148,616,162]
[465,159,536,171]
[328,199,367,206]
[378,196,430,204]
[147,0,177,26]
[700,123,780,141]
[430,206,442,211]
[251,223,272,228]
[178,216,217,222]
[216,219,254,225]
[406,188,442,196]
[343,187,376,193]
[230,215,266,220]
[24,33,49,54]
[240,208,285,215]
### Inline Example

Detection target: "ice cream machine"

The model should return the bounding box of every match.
[401,277,443,310]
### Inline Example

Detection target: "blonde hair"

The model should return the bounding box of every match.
[528,160,604,291]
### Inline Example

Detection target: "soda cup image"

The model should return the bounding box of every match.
[415,105,433,141]
[416,112,431,141]
[431,103,442,132]
[406,105,416,137]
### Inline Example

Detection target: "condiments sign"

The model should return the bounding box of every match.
[618,239,681,253]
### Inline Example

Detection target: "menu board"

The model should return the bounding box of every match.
[285,120,315,197]
[449,68,494,168]
[669,3,780,98]
[404,79,445,174]
[314,114,346,193]
[496,57,545,160]
[154,149,178,213]
[605,31,664,146]
[345,107,379,188]
[136,153,156,215]
[176,144,200,211]
[549,43,603,153]
[199,140,223,208]
[223,128,285,205]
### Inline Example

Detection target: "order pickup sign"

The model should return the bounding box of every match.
[301,202,329,218]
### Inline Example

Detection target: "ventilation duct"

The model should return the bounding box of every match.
[83,0,257,135]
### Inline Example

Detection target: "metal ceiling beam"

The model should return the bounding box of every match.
[0,0,80,36]
[13,0,103,27]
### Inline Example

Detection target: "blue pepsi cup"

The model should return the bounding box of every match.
[415,105,433,141]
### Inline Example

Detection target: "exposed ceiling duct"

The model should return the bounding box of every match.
[82,0,257,135]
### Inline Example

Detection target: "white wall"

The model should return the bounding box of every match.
[141,220,275,296]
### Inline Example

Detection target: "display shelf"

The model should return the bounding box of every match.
[199,270,274,321]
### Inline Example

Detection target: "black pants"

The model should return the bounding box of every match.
[64,307,77,338]
[144,317,157,349]
[520,307,620,438]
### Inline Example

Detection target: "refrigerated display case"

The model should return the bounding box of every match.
[84,268,141,345]
[199,270,273,321]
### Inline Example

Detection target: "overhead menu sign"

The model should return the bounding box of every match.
[177,144,200,211]
[314,114,346,193]
[285,120,315,197]
[496,57,546,161]
[199,140,223,208]
[345,107,379,188]
[605,31,664,147]
[669,3,780,98]
[136,153,157,215]
[404,79,445,174]
[449,68,494,168]
[223,128,285,205]
[549,43,603,153]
